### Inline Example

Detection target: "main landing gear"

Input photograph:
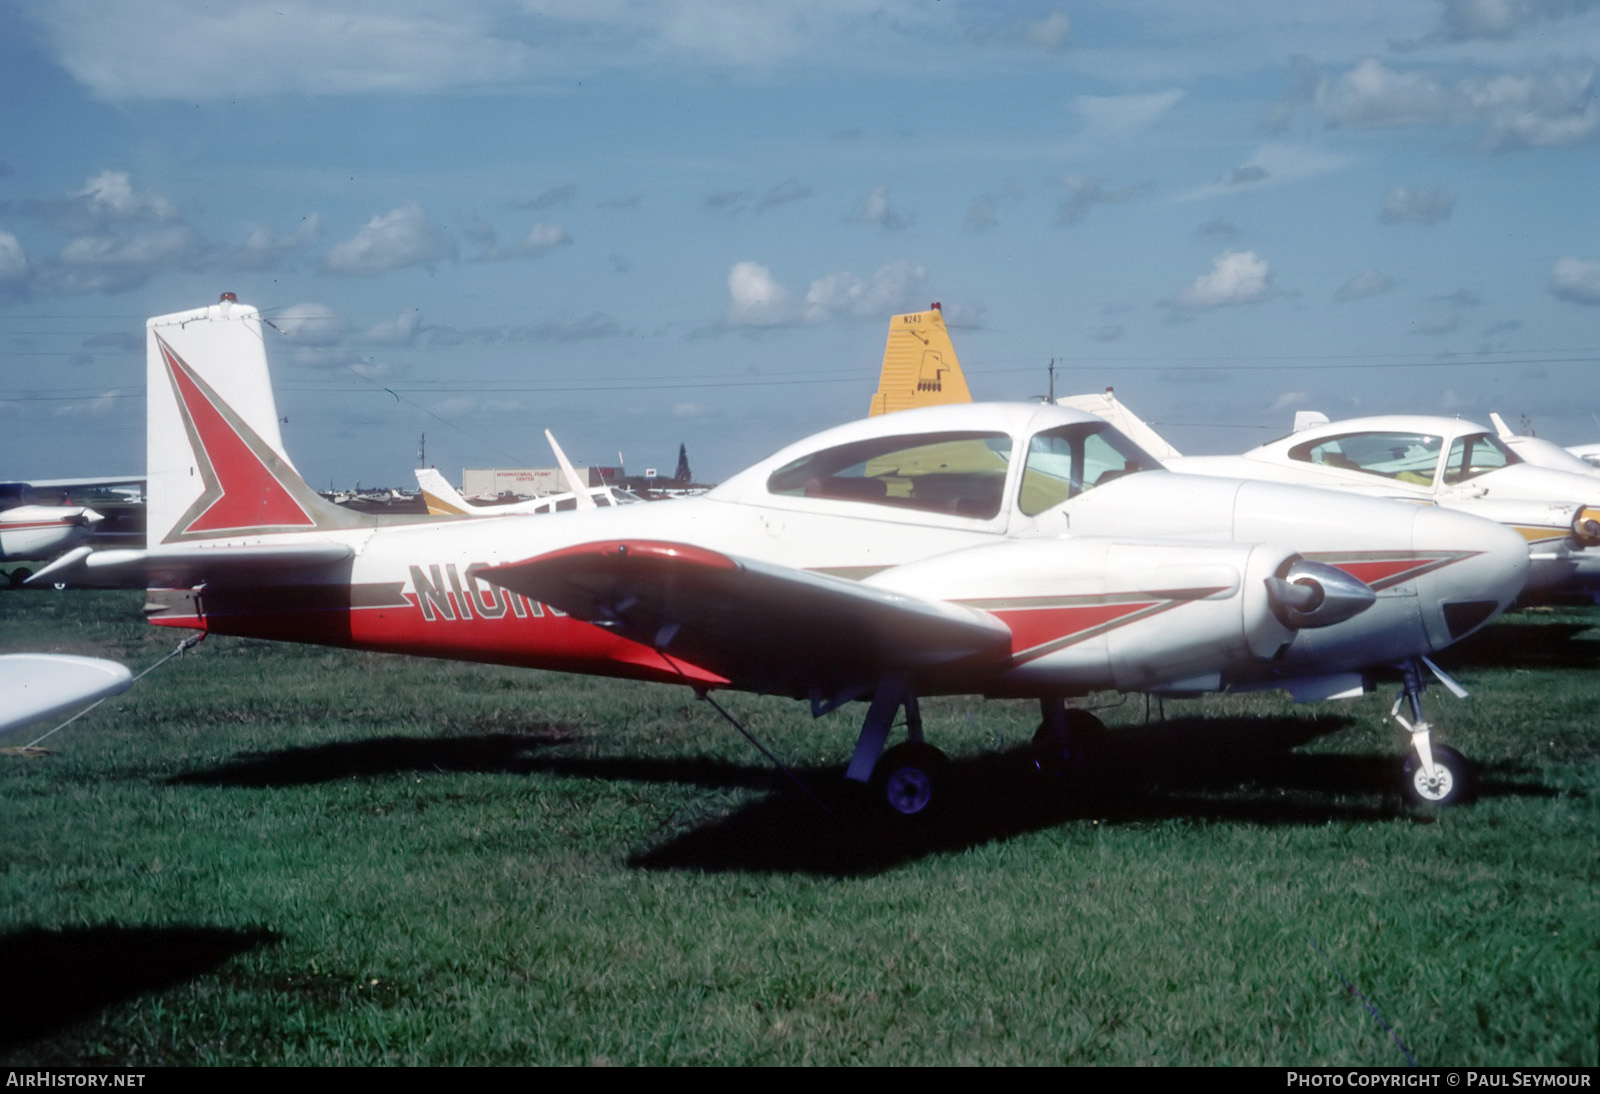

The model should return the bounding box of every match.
[842,675,950,818]
[1031,701,1110,784]
[1391,657,1474,807]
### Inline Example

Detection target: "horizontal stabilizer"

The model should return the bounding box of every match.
[478,540,1012,696]
[29,542,354,589]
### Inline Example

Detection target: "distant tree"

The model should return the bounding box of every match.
[675,443,692,484]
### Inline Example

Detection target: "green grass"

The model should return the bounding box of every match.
[1,591,1596,1065]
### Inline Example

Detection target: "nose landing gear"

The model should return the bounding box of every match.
[1392,657,1474,807]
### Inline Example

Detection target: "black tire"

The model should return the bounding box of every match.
[9,568,31,589]
[1402,744,1472,807]
[1031,709,1109,782]
[872,742,949,819]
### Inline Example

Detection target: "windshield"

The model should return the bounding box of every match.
[1443,432,1519,485]
[1018,422,1160,516]
[767,430,1013,520]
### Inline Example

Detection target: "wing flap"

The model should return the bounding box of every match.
[477,539,1012,696]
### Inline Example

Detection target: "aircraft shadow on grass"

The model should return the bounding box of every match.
[1431,617,1600,673]
[629,717,1557,876]
[171,714,1554,877]
[0,924,277,1051]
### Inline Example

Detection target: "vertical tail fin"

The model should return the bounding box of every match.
[146,294,371,543]
[868,303,974,416]
[545,430,598,510]
[415,467,472,516]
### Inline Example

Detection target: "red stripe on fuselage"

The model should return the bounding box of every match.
[1307,551,1473,591]
[989,601,1160,657]
[151,585,729,688]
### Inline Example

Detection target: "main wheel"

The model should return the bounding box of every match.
[8,568,31,589]
[872,742,949,818]
[1402,744,1472,806]
[1031,709,1109,782]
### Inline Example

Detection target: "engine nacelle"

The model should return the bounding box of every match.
[865,535,1308,696]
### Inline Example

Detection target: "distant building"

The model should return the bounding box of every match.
[461,466,623,499]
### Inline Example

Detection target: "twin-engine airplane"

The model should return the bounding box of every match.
[1063,391,1600,604]
[32,296,1531,813]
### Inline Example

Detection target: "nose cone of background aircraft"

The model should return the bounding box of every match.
[1410,505,1530,648]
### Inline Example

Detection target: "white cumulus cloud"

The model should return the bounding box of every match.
[1549,257,1600,304]
[273,302,348,346]
[323,204,457,276]
[852,186,911,231]
[724,259,929,327]
[1072,90,1184,135]
[1334,269,1397,301]
[805,261,927,322]
[725,261,796,326]
[474,222,572,262]
[1170,251,1274,310]
[0,231,30,295]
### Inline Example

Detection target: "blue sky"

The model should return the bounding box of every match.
[2,1,1597,487]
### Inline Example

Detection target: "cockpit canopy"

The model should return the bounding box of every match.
[737,404,1163,524]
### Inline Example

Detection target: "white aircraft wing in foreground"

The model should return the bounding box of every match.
[37,295,1534,814]
[0,654,132,736]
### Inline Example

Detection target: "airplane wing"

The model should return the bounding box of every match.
[477,540,1013,697]
[24,542,354,588]
[0,654,133,735]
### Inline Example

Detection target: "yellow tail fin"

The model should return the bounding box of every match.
[868,303,974,416]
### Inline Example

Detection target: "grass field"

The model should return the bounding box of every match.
[1,590,1595,1066]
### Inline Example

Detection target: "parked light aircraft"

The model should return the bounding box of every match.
[31,296,1532,812]
[0,482,107,584]
[1485,414,1600,479]
[1059,390,1600,603]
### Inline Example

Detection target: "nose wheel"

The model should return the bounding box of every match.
[1402,744,1470,806]
[1392,658,1474,807]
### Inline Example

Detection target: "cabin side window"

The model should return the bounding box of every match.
[766,431,1013,520]
[1288,431,1443,485]
[1017,423,1159,516]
